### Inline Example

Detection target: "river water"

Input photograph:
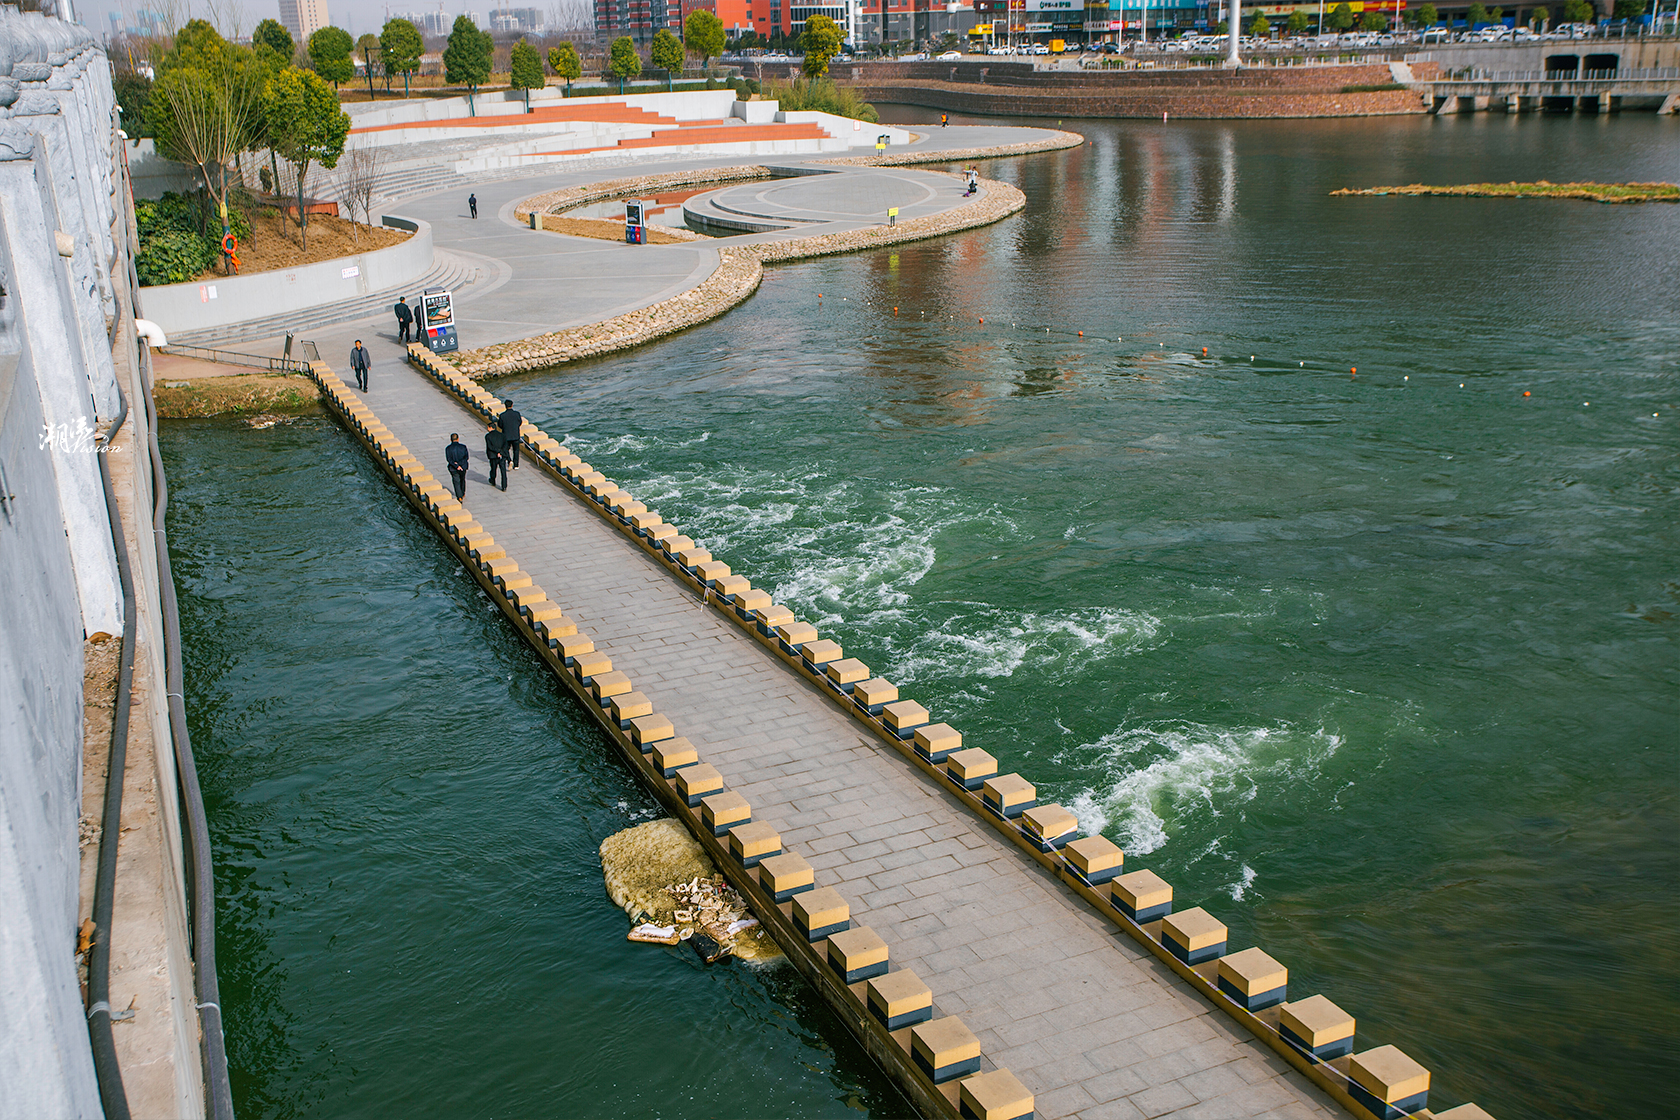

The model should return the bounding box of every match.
[166,112,1677,1119]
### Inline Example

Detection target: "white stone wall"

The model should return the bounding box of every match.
[0,10,134,1118]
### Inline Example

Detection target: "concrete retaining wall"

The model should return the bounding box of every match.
[138,218,432,338]
[0,11,197,1117]
[775,110,912,147]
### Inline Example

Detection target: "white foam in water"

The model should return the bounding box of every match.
[1231,863,1257,901]
[1069,722,1342,856]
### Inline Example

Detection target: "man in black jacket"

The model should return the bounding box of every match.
[498,399,523,469]
[485,423,508,491]
[395,298,413,343]
[349,340,370,391]
[445,433,469,499]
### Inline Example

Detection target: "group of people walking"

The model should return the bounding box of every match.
[446,399,522,500]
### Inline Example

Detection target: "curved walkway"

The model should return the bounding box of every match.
[243,124,1076,364]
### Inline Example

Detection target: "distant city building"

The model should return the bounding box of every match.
[278,0,331,43]
[490,6,547,32]
[854,0,976,44]
[393,10,454,34]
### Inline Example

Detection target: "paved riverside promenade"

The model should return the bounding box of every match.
[340,354,1343,1120]
[252,125,1069,360]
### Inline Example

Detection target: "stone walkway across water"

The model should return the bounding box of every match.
[340,356,1343,1120]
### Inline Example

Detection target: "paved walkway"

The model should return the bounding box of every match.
[341,358,1342,1120]
[253,125,1065,361]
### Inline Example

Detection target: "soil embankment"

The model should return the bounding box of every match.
[151,354,322,419]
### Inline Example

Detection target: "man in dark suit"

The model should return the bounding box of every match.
[498,399,523,470]
[395,298,413,343]
[349,340,370,391]
[485,423,508,491]
[469,193,478,218]
[445,433,469,499]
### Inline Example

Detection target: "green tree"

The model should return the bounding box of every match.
[1359,9,1388,29]
[651,28,684,90]
[381,19,424,98]
[1530,6,1550,27]
[1251,13,1271,36]
[444,15,494,115]
[608,36,641,94]
[509,39,544,110]
[1611,0,1641,17]
[1415,3,1439,25]
[1286,10,1312,33]
[1562,0,1595,23]
[799,14,843,76]
[685,9,726,68]
[1328,3,1355,30]
[547,42,582,95]
[149,25,266,268]
[1489,7,1504,23]
[262,67,350,251]
[308,26,355,89]
[357,33,380,99]
[114,69,154,137]
[252,17,294,63]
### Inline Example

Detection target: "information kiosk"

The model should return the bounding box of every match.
[421,287,458,353]
[625,199,648,244]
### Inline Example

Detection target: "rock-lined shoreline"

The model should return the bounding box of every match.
[449,138,1079,379]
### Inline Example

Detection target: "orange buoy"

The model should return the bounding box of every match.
[1078,331,1083,337]
[1523,390,1531,396]
[1202,347,1207,356]
[978,317,984,323]
[1351,367,1357,375]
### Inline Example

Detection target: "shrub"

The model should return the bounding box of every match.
[136,229,217,285]
[762,76,877,122]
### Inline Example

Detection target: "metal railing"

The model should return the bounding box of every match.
[158,342,308,374]
[1449,66,1680,81]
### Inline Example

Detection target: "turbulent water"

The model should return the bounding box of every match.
[168,112,1677,1119]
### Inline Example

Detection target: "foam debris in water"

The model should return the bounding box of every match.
[599,819,780,962]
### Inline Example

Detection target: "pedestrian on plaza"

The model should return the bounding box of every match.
[485,422,508,491]
[498,398,523,470]
[395,297,414,343]
[349,339,370,391]
[941,113,948,127]
[469,193,478,219]
[445,433,469,499]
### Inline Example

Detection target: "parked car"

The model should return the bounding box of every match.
[937,50,962,60]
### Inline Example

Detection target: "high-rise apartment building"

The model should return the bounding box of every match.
[278,0,331,44]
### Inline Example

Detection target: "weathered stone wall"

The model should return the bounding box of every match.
[856,81,1431,118]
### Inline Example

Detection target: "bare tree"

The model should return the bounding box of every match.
[201,0,248,39]
[336,146,386,243]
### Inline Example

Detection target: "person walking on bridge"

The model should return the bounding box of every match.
[485,423,509,491]
[395,297,413,344]
[499,399,523,470]
[445,433,469,500]
[349,339,370,392]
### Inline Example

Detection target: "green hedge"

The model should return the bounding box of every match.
[134,192,254,286]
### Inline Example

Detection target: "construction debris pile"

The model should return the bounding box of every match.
[599,818,780,963]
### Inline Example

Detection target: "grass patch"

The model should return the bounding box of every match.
[1340,82,1408,93]
[1331,181,1680,204]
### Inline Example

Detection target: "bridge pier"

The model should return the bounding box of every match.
[1504,93,1521,113]
[1662,93,1679,115]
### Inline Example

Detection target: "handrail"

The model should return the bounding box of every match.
[157,342,307,375]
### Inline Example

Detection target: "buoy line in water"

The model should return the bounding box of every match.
[599,819,781,964]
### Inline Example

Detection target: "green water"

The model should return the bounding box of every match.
[167,114,1677,1118]
[162,421,911,1118]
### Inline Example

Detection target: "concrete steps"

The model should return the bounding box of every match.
[165,251,480,348]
